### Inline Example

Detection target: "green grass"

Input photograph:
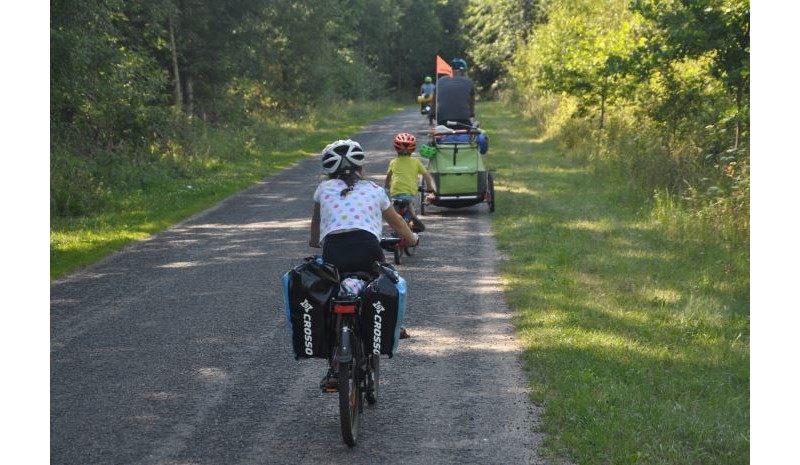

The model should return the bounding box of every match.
[51,99,405,279]
[481,101,749,464]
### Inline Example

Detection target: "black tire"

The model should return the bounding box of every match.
[393,246,402,265]
[365,354,379,405]
[338,358,360,447]
[488,172,495,213]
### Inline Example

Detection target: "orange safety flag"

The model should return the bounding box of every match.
[436,55,452,77]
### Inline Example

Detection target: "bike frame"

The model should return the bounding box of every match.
[391,199,413,249]
[332,298,361,366]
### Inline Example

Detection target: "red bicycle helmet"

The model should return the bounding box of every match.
[393,132,417,154]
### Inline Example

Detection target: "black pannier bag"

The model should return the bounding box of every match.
[282,257,340,359]
[359,264,407,358]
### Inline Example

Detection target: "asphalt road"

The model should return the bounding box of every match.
[51,108,550,464]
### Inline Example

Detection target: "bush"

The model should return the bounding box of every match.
[50,150,107,217]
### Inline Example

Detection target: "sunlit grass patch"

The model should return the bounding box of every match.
[481,100,749,465]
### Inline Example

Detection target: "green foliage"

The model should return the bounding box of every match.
[631,0,750,146]
[464,0,543,92]
[391,0,448,91]
[488,0,749,242]
[509,0,642,126]
[51,0,170,150]
[51,0,471,221]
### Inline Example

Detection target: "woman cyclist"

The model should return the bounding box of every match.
[309,139,417,389]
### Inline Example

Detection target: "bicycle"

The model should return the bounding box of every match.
[323,245,401,447]
[386,197,420,265]
[418,94,435,126]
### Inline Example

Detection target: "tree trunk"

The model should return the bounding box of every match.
[734,79,743,149]
[186,75,194,116]
[597,74,608,130]
[396,50,402,91]
[169,15,183,110]
[599,90,606,130]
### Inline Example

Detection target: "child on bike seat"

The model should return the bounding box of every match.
[384,133,437,232]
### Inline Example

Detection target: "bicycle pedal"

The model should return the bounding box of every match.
[323,387,338,393]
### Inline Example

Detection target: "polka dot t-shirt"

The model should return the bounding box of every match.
[313,179,391,242]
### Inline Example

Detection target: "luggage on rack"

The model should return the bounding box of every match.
[360,264,407,358]
[282,257,340,359]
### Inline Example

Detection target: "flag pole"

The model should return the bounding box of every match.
[434,74,438,126]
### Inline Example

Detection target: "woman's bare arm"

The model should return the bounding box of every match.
[382,207,418,245]
[309,202,321,248]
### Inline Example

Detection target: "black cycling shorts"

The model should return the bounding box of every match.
[322,229,385,273]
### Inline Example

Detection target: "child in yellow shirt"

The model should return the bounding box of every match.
[385,132,437,232]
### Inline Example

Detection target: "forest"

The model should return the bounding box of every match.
[51,0,749,245]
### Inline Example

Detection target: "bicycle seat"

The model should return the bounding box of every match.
[340,271,373,282]
[380,237,402,251]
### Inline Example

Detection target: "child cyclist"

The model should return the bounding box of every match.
[384,133,437,232]
[309,139,418,389]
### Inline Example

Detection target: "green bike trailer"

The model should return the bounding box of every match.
[419,124,494,213]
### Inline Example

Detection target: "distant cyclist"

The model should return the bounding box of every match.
[419,76,435,112]
[309,139,418,272]
[420,76,435,98]
[433,58,475,127]
[384,133,437,232]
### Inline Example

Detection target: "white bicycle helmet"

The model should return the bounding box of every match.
[321,139,366,174]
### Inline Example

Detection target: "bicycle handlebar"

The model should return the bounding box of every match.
[379,237,401,250]
[445,120,474,129]
[431,122,482,137]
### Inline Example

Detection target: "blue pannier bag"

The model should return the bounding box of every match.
[282,256,339,359]
[359,263,407,357]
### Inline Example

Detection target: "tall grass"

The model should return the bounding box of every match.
[50,99,404,279]
[482,100,749,464]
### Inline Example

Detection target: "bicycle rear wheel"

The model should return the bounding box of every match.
[338,358,360,447]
